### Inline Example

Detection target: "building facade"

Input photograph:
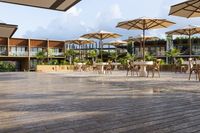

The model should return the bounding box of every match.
[1,36,200,71]
[132,38,200,60]
[0,37,65,71]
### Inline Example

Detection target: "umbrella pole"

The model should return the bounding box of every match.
[140,41,142,57]
[132,41,134,56]
[143,29,146,61]
[79,45,81,60]
[189,34,192,58]
[100,39,103,60]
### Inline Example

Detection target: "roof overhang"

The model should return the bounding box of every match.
[0,23,18,38]
[0,0,81,11]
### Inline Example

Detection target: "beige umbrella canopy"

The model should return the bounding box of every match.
[65,37,95,45]
[169,0,200,18]
[126,35,159,42]
[116,17,175,60]
[65,38,95,59]
[166,25,200,57]
[81,30,121,59]
[0,22,18,38]
[107,40,127,46]
[0,0,81,11]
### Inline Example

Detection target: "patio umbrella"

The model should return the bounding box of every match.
[81,30,121,60]
[65,38,95,59]
[169,0,200,18]
[107,40,128,46]
[0,0,81,11]
[128,35,159,42]
[116,17,175,60]
[166,25,200,57]
[0,22,18,38]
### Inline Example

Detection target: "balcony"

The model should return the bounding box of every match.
[30,52,48,57]
[50,52,64,57]
[0,51,7,56]
[9,51,28,57]
[30,52,38,57]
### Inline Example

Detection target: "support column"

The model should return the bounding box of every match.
[28,39,31,71]
[166,35,173,64]
[47,39,49,63]
[7,38,10,56]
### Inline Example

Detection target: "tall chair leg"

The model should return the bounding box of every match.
[189,70,192,80]
[198,71,200,82]
[152,70,154,78]
[126,70,129,76]
[196,71,198,80]
[158,70,160,78]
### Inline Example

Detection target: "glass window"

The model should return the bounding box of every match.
[11,47,16,52]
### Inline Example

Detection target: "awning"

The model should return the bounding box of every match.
[0,23,18,38]
[0,0,81,11]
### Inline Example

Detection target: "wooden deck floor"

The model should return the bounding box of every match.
[0,72,200,133]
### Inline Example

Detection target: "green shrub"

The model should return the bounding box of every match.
[0,62,15,72]
[60,60,69,65]
[49,59,59,65]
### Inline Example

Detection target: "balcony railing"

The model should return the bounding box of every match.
[51,52,64,57]
[30,52,38,57]
[0,51,7,56]
[30,52,63,57]
[9,52,28,57]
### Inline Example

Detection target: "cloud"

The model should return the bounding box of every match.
[24,7,87,40]
[23,4,124,40]
[110,4,122,19]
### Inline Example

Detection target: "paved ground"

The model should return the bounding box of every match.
[0,71,200,133]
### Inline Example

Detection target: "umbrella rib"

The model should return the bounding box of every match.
[187,1,200,18]
[170,0,200,16]
[169,0,198,15]
[146,20,159,29]
[126,19,142,30]
[148,20,167,29]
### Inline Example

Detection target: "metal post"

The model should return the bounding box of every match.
[189,33,192,57]
[100,39,103,60]
[143,29,145,61]
[79,45,81,60]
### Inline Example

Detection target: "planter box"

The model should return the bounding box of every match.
[36,65,74,72]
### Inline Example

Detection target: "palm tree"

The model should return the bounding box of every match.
[36,51,46,64]
[48,48,54,63]
[165,48,181,64]
[64,49,77,65]
[88,50,97,63]
[110,52,118,62]
[145,53,156,61]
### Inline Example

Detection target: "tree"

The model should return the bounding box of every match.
[127,42,134,55]
[48,48,54,63]
[88,50,97,63]
[64,49,77,65]
[110,52,118,62]
[145,53,156,61]
[165,48,181,64]
[36,51,46,64]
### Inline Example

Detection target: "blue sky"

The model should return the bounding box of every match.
[0,0,200,41]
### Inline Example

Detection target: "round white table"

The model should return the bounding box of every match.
[94,62,121,74]
[133,61,154,77]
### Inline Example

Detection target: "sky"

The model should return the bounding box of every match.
[0,0,200,41]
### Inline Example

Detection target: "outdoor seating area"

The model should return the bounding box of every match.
[2,0,200,133]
